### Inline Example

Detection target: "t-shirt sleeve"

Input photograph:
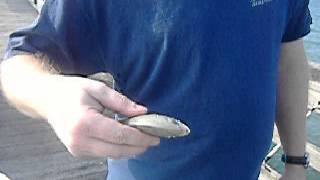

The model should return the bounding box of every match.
[3,0,106,74]
[282,0,313,42]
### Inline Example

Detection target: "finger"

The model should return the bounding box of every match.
[84,80,147,117]
[84,112,160,147]
[78,137,148,159]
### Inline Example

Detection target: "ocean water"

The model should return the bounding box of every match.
[307,113,320,146]
[305,0,320,63]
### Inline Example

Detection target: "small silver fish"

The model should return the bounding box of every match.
[119,114,190,138]
[88,72,191,138]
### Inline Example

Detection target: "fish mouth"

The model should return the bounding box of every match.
[179,122,191,136]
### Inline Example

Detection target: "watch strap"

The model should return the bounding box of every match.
[281,153,310,169]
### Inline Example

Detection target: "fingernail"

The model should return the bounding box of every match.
[151,139,160,146]
[134,103,147,111]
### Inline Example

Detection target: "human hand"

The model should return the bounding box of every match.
[279,164,306,180]
[40,75,160,159]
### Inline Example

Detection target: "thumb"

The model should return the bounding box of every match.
[84,79,147,117]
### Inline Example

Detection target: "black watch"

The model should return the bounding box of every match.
[281,153,310,169]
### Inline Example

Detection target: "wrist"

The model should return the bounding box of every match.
[281,152,310,169]
[285,163,307,172]
[283,164,306,180]
[29,74,67,118]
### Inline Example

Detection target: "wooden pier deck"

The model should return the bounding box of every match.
[0,0,107,179]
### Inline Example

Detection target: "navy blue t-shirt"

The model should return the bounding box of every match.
[4,0,312,179]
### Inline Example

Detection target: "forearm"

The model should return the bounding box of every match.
[0,55,159,160]
[0,54,59,118]
[276,40,309,157]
